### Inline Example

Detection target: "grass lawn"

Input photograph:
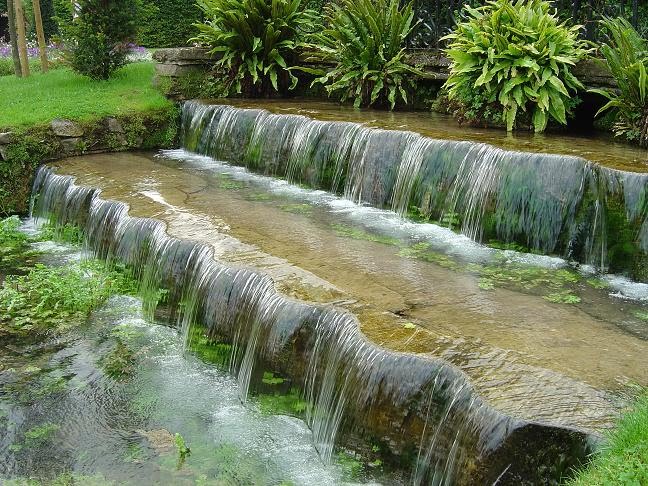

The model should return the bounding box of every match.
[0,62,172,130]
[568,391,648,485]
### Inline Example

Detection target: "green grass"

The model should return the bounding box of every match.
[567,392,648,485]
[0,62,171,130]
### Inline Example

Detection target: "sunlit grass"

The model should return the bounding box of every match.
[568,391,648,485]
[0,62,171,130]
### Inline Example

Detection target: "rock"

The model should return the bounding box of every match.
[137,428,175,454]
[106,117,124,133]
[0,132,13,144]
[152,47,217,63]
[51,119,84,137]
[60,137,83,153]
[0,145,8,161]
[154,63,203,78]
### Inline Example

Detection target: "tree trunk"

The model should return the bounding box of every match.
[632,0,638,29]
[6,0,22,77]
[14,0,30,77]
[32,0,49,72]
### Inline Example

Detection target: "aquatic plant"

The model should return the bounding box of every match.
[174,433,191,459]
[256,387,308,416]
[310,0,422,108]
[24,422,60,447]
[591,17,648,147]
[0,216,37,270]
[443,0,589,132]
[0,260,138,336]
[100,340,135,379]
[191,0,318,96]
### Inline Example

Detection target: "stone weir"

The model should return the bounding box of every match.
[180,100,648,281]
[32,166,595,485]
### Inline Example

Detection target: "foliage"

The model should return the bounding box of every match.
[174,433,191,458]
[100,340,135,379]
[191,0,318,96]
[0,63,171,129]
[568,391,648,485]
[0,216,32,269]
[443,0,589,132]
[138,0,203,48]
[591,17,648,147]
[58,0,140,79]
[0,260,138,336]
[311,0,422,109]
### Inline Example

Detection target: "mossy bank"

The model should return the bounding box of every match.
[0,63,178,216]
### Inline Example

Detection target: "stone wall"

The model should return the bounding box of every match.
[0,108,177,215]
[153,47,617,96]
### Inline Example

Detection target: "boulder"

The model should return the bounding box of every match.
[0,132,14,144]
[51,119,84,138]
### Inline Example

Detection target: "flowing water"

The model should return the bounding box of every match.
[181,100,648,278]
[0,236,382,485]
[15,98,648,485]
[27,147,648,484]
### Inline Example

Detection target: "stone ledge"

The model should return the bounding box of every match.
[153,46,616,89]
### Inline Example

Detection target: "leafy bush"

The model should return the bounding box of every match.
[192,0,318,96]
[443,0,589,132]
[311,0,422,108]
[591,17,648,147]
[138,0,203,48]
[58,0,140,79]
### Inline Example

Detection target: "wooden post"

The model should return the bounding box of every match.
[6,0,23,77]
[32,0,49,72]
[14,0,30,77]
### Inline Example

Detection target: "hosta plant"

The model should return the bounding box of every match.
[591,17,648,148]
[310,0,422,109]
[443,0,589,132]
[192,0,318,96]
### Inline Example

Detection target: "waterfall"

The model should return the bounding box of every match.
[180,100,648,279]
[30,166,593,484]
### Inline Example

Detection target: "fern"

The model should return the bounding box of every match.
[191,0,318,96]
[591,17,648,147]
[442,0,589,133]
[309,0,423,109]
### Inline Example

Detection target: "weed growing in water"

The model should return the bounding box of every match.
[279,204,312,215]
[100,340,135,380]
[331,223,401,246]
[0,260,139,337]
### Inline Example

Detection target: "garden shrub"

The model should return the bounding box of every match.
[591,17,648,147]
[191,0,318,97]
[311,0,422,109]
[58,0,140,79]
[138,0,203,48]
[443,0,589,132]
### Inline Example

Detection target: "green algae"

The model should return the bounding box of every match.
[255,387,308,417]
[279,203,313,215]
[332,223,401,246]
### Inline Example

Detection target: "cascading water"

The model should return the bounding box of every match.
[31,165,593,485]
[180,100,648,279]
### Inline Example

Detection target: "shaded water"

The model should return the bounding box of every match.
[29,150,648,483]
[181,100,648,278]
